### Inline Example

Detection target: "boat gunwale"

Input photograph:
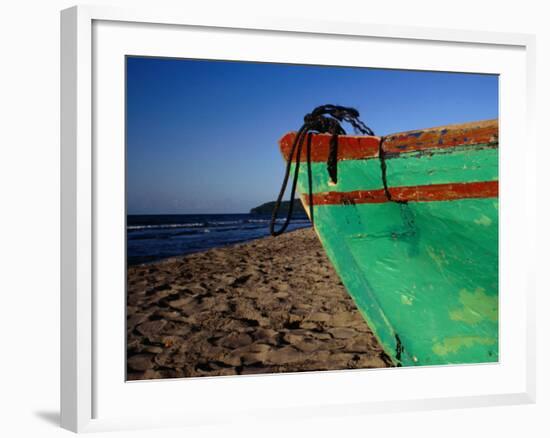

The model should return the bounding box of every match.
[279,118,499,162]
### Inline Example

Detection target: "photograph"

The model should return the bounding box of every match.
[125,57,499,380]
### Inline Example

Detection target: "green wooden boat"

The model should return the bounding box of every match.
[278,119,498,367]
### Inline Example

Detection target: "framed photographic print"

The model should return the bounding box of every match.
[61,4,536,433]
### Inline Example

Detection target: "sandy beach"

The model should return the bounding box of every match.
[127,228,392,380]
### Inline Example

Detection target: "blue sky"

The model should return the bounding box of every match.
[126,57,498,214]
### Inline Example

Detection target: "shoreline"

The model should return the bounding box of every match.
[127,226,312,268]
[127,228,392,379]
[127,219,312,266]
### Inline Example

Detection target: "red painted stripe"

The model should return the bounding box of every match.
[279,119,498,163]
[304,181,498,206]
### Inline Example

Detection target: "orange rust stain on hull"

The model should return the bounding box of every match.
[279,132,380,162]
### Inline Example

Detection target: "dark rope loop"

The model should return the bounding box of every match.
[378,136,407,204]
[270,104,374,237]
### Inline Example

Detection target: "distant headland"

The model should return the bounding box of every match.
[250,199,306,216]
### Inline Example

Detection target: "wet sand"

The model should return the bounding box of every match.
[127,228,392,380]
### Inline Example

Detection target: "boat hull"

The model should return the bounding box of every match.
[279,120,499,366]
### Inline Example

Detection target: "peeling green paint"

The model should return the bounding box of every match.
[432,336,495,356]
[474,214,492,226]
[426,246,449,270]
[449,288,498,324]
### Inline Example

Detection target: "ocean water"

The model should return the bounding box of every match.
[127,213,311,265]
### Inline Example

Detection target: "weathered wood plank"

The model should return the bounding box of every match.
[279,119,498,163]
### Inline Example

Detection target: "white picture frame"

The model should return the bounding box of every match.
[60,4,536,433]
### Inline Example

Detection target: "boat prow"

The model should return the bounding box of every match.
[278,119,499,366]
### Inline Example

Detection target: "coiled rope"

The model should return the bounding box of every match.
[270,105,374,237]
